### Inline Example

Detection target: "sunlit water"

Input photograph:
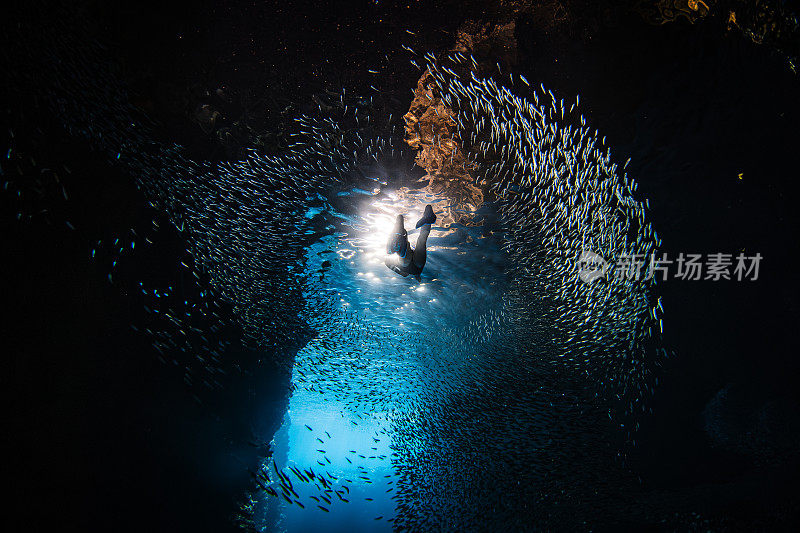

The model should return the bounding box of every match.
[248,181,511,531]
[2,17,666,526]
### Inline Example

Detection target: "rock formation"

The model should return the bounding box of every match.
[403,69,481,226]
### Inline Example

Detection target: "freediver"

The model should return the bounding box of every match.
[385,204,437,280]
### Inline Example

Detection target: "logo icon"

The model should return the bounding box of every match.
[577,250,609,284]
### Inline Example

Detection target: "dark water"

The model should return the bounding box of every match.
[3,1,799,531]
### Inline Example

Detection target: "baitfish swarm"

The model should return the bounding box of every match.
[427,52,665,418]
[380,52,668,530]
[2,4,403,354]
[3,5,668,528]
[240,51,668,529]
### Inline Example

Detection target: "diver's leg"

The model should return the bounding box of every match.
[415,204,437,229]
[412,206,436,269]
[387,215,407,255]
[412,223,431,269]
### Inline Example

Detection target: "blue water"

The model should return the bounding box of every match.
[5,1,800,530]
[268,399,396,531]
[246,181,510,530]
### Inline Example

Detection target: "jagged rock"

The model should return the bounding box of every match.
[634,0,715,25]
[401,16,527,226]
[725,0,799,74]
[453,19,519,69]
[633,0,799,73]
[400,1,636,225]
[403,69,481,226]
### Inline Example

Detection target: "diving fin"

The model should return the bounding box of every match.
[415,205,437,229]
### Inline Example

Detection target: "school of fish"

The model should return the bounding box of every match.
[2,8,667,529]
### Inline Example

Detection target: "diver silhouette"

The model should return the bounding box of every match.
[385,204,437,280]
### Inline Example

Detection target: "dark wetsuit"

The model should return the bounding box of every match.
[385,223,431,279]
[386,250,423,277]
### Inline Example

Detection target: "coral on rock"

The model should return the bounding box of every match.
[403,69,481,226]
